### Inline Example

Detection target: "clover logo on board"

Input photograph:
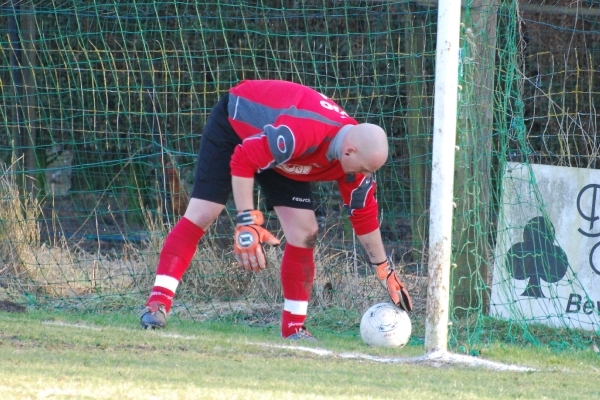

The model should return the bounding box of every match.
[505,216,569,298]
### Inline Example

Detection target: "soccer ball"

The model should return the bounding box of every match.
[360,302,412,347]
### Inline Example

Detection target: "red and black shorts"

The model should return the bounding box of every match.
[191,94,314,210]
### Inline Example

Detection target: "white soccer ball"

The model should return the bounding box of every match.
[360,302,412,347]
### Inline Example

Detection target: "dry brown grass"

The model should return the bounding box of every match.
[0,162,426,321]
[0,164,153,301]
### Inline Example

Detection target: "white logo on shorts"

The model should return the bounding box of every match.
[292,197,311,203]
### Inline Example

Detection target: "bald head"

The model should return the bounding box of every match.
[340,123,388,175]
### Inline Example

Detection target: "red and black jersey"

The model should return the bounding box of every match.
[227,80,379,235]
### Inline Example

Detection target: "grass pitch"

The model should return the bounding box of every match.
[0,310,599,399]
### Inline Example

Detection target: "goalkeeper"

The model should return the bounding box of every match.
[141,80,412,339]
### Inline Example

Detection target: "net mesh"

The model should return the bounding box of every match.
[1,0,599,351]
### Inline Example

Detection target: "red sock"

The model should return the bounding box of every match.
[280,244,315,337]
[147,217,205,312]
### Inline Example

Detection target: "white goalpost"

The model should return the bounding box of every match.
[425,0,463,354]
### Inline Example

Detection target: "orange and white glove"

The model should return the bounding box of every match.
[234,210,280,272]
[374,259,413,312]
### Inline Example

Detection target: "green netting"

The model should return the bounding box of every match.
[1,0,599,351]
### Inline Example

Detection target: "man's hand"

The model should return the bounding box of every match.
[374,260,413,312]
[234,210,280,272]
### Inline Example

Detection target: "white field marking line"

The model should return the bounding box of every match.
[258,344,537,372]
[41,320,197,340]
[43,321,103,330]
[37,320,536,371]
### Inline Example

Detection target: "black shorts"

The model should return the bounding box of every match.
[191,94,314,211]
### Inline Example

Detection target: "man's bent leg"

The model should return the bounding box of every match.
[275,207,319,339]
[280,244,316,338]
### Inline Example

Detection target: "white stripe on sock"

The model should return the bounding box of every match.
[284,299,308,315]
[154,275,180,292]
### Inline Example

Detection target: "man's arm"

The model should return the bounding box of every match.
[357,228,387,264]
[358,228,413,312]
[232,176,255,212]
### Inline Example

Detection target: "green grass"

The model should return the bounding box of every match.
[1,310,599,399]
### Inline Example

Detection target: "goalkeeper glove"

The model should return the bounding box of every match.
[374,259,413,312]
[234,210,280,272]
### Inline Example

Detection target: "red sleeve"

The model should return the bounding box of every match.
[338,174,380,235]
[230,134,275,178]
